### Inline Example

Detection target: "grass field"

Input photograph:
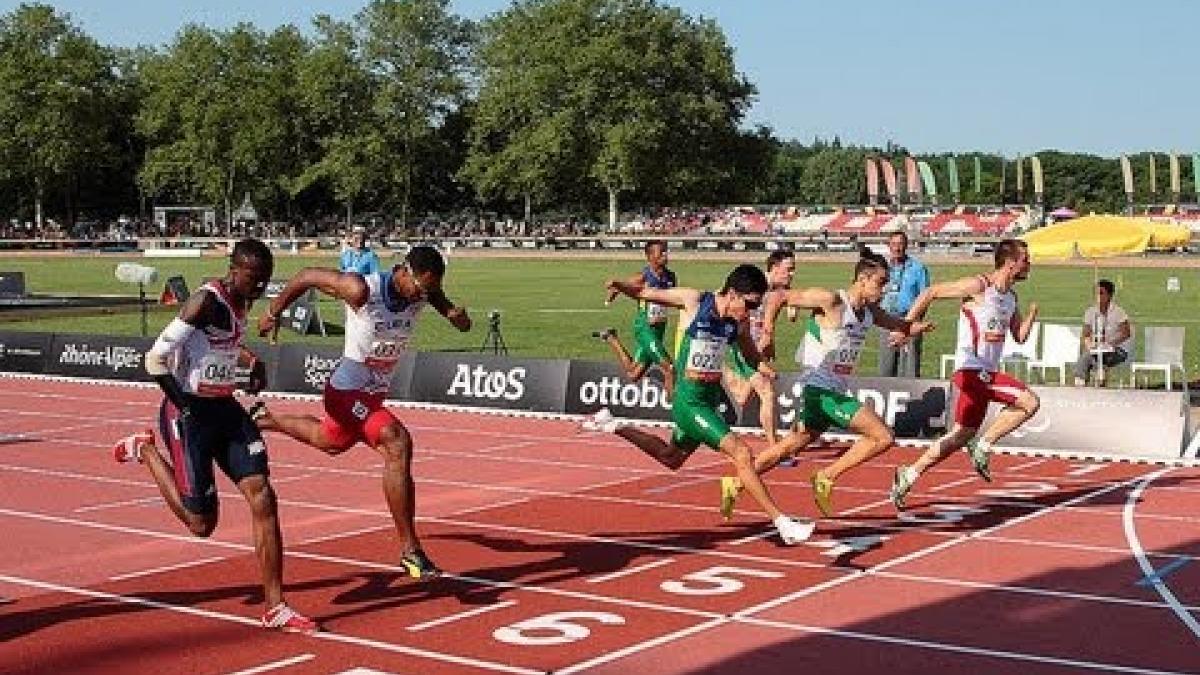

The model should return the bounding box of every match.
[2,253,1199,382]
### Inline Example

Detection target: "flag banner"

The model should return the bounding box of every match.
[881,158,898,200]
[1193,154,1200,198]
[1030,155,1044,198]
[1016,155,1024,196]
[1169,152,1181,197]
[947,156,960,197]
[904,156,921,198]
[865,158,880,204]
[973,155,982,194]
[1149,154,1157,195]
[1120,155,1134,197]
[917,160,938,198]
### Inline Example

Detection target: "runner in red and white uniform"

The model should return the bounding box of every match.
[255,245,471,579]
[890,238,1040,508]
[110,239,317,633]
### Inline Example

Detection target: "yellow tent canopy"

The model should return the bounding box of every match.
[1021,215,1190,259]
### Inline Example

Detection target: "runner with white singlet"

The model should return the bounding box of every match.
[890,238,1040,508]
[254,245,471,578]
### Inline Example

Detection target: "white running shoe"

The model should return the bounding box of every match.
[112,430,153,464]
[582,408,623,433]
[775,515,816,545]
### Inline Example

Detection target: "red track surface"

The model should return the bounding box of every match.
[2,377,1199,674]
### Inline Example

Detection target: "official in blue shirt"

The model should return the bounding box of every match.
[878,231,931,378]
[340,229,381,276]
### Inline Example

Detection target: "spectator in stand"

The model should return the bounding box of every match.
[878,231,931,378]
[1073,279,1132,387]
[340,227,381,275]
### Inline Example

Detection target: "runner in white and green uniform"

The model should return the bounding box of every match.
[583,264,817,546]
[725,249,796,444]
[594,240,677,396]
[720,247,934,520]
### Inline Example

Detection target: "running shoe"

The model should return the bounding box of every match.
[811,473,835,517]
[966,439,992,482]
[248,400,269,423]
[719,476,741,520]
[775,516,816,545]
[581,407,623,433]
[591,327,618,341]
[400,549,442,580]
[112,430,153,464]
[890,465,913,510]
[261,602,319,634]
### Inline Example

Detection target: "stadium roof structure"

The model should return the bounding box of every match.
[1022,215,1189,259]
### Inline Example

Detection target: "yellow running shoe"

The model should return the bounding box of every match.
[811,473,835,517]
[719,477,741,520]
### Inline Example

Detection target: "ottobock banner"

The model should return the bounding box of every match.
[45,333,154,382]
[974,385,1187,459]
[738,374,950,439]
[564,359,737,424]
[408,352,569,412]
[0,331,52,373]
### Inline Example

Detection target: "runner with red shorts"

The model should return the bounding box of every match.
[255,245,471,578]
[890,239,1040,508]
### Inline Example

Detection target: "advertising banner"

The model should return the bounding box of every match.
[564,359,738,425]
[409,352,569,412]
[0,331,51,373]
[45,333,155,382]
[271,343,345,396]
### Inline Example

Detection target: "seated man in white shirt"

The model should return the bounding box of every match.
[1073,279,1132,386]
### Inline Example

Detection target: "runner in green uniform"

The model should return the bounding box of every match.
[584,264,816,545]
[594,240,677,396]
[719,247,934,519]
[724,249,797,444]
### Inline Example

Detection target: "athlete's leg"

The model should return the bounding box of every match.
[135,434,218,537]
[254,403,354,455]
[979,390,1040,446]
[369,420,420,553]
[821,406,894,482]
[723,365,754,407]
[235,473,284,609]
[614,426,691,470]
[749,373,779,444]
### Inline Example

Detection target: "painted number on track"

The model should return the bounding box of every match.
[493,611,626,646]
[660,565,785,595]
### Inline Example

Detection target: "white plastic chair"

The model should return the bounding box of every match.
[1130,326,1187,392]
[939,353,959,379]
[1027,323,1081,385]
[999,321,1040,377]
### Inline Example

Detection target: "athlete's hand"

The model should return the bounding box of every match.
[1027,301,1040,318]
[244,359,268,394]
[911,321,935,336]
[257,312,281,344]
[757,362,777,380]
[447,306,472,332]
[888,330,910,347]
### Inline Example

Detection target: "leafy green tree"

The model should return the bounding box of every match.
[464,0,758,228]
[0,3,120,228]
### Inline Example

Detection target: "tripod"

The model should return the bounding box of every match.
[480,311,508,354]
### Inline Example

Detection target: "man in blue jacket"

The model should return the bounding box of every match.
[878,231,930,378]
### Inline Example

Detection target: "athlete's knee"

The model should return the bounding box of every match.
[376,424,413,463]
[240,476,278,518]
[1018,391,1040,416]
[186,514,218,538]
[873,426,895,449]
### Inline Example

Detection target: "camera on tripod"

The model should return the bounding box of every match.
[481,308,507,354]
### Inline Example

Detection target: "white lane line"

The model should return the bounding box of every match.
[406,600,517,632]
[75,495,161,513]
[109,555,229,582]
[731,472,1150,618]
[0,575,539,675]
[741,615,1195,675]
[585,558,676,584]
[225,653,316,675]
[1121,467,1200,639]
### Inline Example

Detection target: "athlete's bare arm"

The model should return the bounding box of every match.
[427,288,471,332]
[905,275,987,322]
[736,321,775,379]
[259,268,368,340]
[606,279,700,311]
[606,272,646,304]
[869,303,935,336]
[1009,299,1039,344]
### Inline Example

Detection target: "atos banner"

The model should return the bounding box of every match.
[408,352,569,411]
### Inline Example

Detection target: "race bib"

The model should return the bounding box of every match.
[685,337,725,381]
[196,350,238,396]
[984,317,1007,343]
[365,338,406,370]
[646,303,668,323]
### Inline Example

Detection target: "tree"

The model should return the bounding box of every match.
[0,3,120,228]
[357,0,475,226]
[464,0,758,229]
